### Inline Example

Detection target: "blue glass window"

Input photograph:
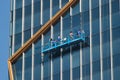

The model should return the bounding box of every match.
[15,8,22,20]
[62,0,69,7]
[72,13,80,31]
[72,46,80,80]
[53,52,60,80]
[82,11,89,23]
[82,47,90,65]
[102,16,110,31]
[15,19,22,34]
[43,54,51,80]
[12,56,22,80]
[33,25,41,34]
[92,7,99,20]
[93,61,100,80]
[43,28,51,45]
[112,27,120,41]
[103,70,111,80]
[43,0,50,24]
[82,64,90,78]
[34,39,41,80]
[62,49,70,80]
[112,13,120,28]
[14,33,22,52]
[83,23,90,37]
[113,54,120,68]
[112,0,119,14]
[34,1,41,28]
[103,57,111,70]
[24,47,32,80]
[62,10,70,38]
[24,5,31,30]
[102,0,109,5]
[15,0,22,9]
[92,0,99,9]
[92,34,100,61]
[113,66,120,80]
[92,61,100,74]
[52,0,60,16]
[102,30,110,58]
[72,1,80,16]
[82,0,89,12]
[53,19,60,39]
[102,4,109,17]
[92,19,100,35]
[25,0,31,6]
[24,29,31,43]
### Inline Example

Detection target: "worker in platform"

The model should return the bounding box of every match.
[57,35,61,42]
[77,29,81,37]
[69,31,74,39]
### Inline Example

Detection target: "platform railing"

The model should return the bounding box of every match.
[42,33,85,53]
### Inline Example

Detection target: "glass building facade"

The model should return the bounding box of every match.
[9,0,120,80]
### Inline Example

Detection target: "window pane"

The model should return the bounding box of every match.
[12,56,22,80]
[24,47,32,80]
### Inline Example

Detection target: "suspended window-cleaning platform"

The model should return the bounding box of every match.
[42,32,88,53]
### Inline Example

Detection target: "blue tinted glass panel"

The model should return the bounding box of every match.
[112,0,119,14]
[25,0,31,6]
[92,34,100,61]
[112,27,120,55]
[72,13,80,31]
[44,28,51,45]
[72,1,79,16]
[113,67,120,80]
[16,0,22,9]
[12,56,22,80]
[102,0,109,5]
[92,61,100,74]
[24,5,31,30]
[72,46,80,80]
[52,0,60,16]
[92,0,99,9]
[14,33,22,52]
[102,30,110,58]
[103,70,111,80]
[93,73,100,80]
[112,13,120,28]
[62,10,71,38]
[53,19,60,39]
[62,0,69,7]
[103,57,111,70]
[82,64,90,77]
[43,54,51,80]
[34,1,41,28]
[83,23,90,37]
[62,49,70,80]
[15,19,22,34]
[102,16,110,31]
[82,0,89,12]
[82,47,90,65]
[24,47,32,80]
[33,25,41,34]
[102,4,109,17]
[92,19,99,35]
[24,29,31,43]
[34,34,41,80]
[92,7,99,20]
[43,0,50,24]
[15,8,22,20]
[53,52,60,80]
[82,11,89,23]
[113,54,120,68]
